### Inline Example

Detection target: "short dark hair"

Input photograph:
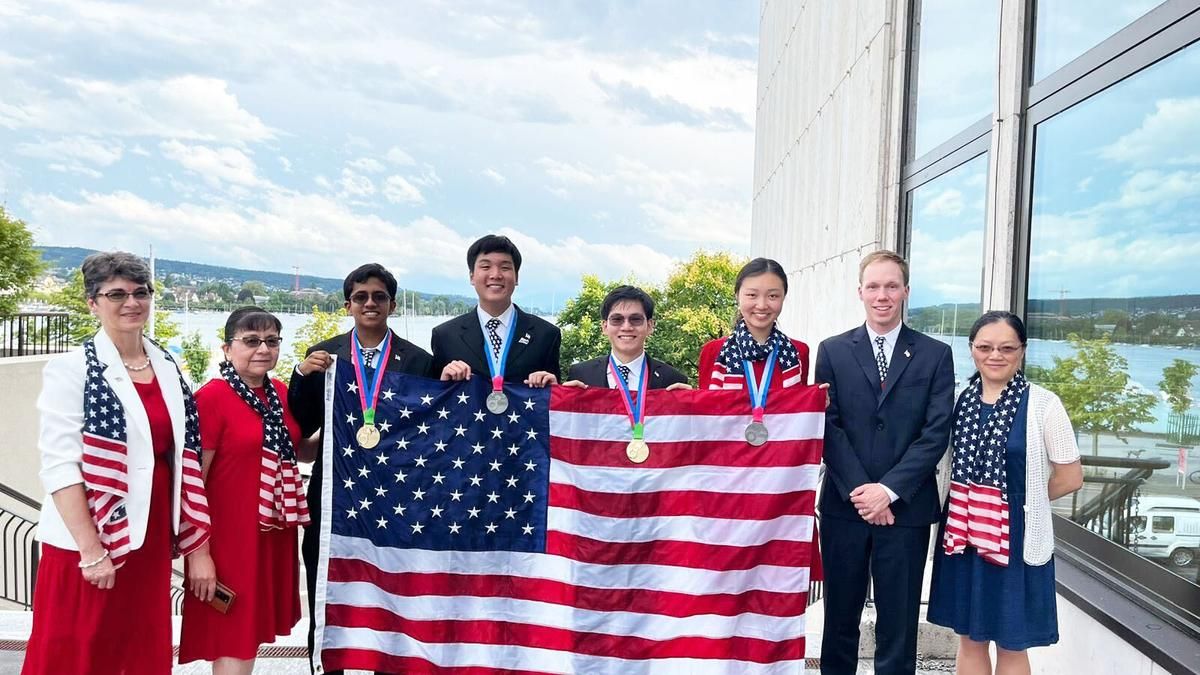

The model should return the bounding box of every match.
[467,234,522,274]
[968,310,1028,344]
[342,263,398,301]
[859,250,910,286]
[601,285,655,321]
[81,251,153,298]
[223,306,282,343]
[734,258,789,295]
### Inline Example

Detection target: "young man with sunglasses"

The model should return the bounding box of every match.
[286,262,433,675]
[562,285,689,390]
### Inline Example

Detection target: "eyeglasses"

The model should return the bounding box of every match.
[971,343,1024,356]
[349,291,391,305]
[229,336,283,349]
[93,288,154,303]
[605,314,647,327]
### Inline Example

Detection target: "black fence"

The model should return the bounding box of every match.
[0,483,41,609]
[0,312,70,357]
[1069,455,1170,546]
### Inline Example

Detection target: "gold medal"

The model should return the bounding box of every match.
[356,423,380,449]
[626,439,649,464]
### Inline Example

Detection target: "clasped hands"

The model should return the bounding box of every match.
[850,483,895,526]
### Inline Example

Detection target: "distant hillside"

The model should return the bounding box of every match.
[913,294,1200,315]
[36,246,477,306]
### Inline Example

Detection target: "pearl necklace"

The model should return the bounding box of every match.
[123,356,152,371]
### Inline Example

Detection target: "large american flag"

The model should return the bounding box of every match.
[314,359,824,674]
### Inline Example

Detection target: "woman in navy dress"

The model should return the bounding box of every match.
[928,311,1083,674]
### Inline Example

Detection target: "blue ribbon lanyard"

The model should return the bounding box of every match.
[351,328,393,426]
[484,317,519,391]
[609,356,648,439]
[743,344,779,424]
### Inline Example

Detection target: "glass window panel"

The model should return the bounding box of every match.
[906,153,988,388]
[1033,0,1166,82]
[909,0,1000,159]
[1029,43,1200,586]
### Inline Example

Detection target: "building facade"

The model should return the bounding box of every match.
[754,1,1199,671]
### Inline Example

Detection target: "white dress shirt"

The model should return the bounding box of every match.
[606,352,646,390]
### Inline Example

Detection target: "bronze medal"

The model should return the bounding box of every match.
[356,423,380,449]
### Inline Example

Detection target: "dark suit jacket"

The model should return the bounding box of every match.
[815,324,954,527]
[287,329,434,520]
[567,354,688,389]
[430,306,561,382]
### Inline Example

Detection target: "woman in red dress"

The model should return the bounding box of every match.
[23,252,212,675]
[179,306,310,674]
[698,257,810,390]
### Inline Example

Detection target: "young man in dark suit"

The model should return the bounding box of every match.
[432,234,561,386]
[815,250,955,675]
[287,262,433,675]
[563,285,688,390]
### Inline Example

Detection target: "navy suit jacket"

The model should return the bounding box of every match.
[566,355,688,389]
[815,324,954,527]
[430,305,562,382]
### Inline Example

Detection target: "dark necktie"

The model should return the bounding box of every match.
[362,348,377,369]
[874,335,888,385]
[485,318,503,360]
[617,364,632,384]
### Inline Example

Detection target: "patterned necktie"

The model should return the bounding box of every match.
[362,348,377,369]
[617,364,632,384]
[485,318,503,359]
[874,335,888,385]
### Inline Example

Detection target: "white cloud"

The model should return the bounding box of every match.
[921,188,965,218]
[481,168,506,185]
[337,169,375,198]
[0,75,274,143]
[15,136,124,167]
[1101,97,1200,166]
[279,156,293,172]
[495,228,679,286]
[1076,176,1093,192]
[386,147,417,165]
[382,175,424,204]
[48,163,102,178]
[536,157,609,187]
[347,157,386,173]
[159,140,265,188]
[409,166,442,188]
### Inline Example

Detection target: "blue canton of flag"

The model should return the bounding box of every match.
[329,361,551,552]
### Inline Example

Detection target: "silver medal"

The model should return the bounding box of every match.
[486,391,509,414]
[744,421,769,446]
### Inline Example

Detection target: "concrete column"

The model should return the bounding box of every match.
[981,0,1031,311]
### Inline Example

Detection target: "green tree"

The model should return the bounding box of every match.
[49,270,98,344]
[180,331,212,385]
[652,251,744,383]
[275,305,344,385]
[1026,334,1157,454]
[151,309,180,343]
[557,275,628,370]
[1159,358,1199,416]
[0,206,45,317]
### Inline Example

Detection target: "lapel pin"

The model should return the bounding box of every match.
[519,333,531,345]
[904,349,911,358]
[394,354,402,361]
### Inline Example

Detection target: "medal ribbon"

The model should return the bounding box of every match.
[485,317,519,393]
[743,345,779,424]
[609,356,648,440]
[351,329,393,426]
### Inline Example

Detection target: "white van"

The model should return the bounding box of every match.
[1130,495,1200,567]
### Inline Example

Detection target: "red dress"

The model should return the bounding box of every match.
[23,377,175,675]
[178,378,303,663]
[696,336,810,390]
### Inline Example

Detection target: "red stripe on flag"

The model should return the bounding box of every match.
[322,649,559,675]
[549,437,824,468]
[549,484,816,521]
[327,559,811,619]
[550,384,825,417]
[546,532,816,571]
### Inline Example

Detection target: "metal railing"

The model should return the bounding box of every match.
[1069,455,1170,546]
[1167,412,1200,447]
[0,483,41,609]
[0,312,70,357]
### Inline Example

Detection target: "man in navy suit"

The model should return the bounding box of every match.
[815,250,954,675]
[563,285,688,390]
[432,234,561,386]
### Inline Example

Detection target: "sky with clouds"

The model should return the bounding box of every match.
[0,1,758,309]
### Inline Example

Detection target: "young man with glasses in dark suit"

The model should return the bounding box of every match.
[287,262,433,675]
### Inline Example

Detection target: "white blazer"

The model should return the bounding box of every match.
[36,330,191,552]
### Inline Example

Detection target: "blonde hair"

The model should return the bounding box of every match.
[858,250,909,286]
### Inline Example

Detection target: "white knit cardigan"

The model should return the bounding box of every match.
[937,383,1081,565]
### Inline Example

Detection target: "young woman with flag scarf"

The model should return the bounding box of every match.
[698,257,810,391]
[23,252,212,675]
[927,311,1083,674]
[179,307,310,673]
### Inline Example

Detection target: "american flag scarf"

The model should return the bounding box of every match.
[942,370,1028,567]
[218,360,311,529]
[708,318,801,389]
[81,337,210,567]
